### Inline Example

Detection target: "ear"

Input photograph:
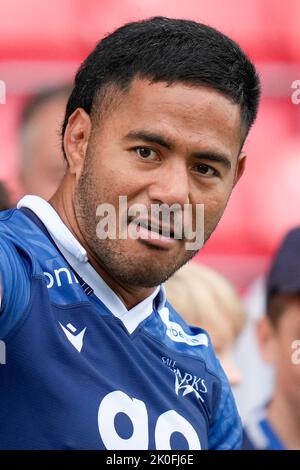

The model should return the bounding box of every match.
[256,316,278,364]
[63,108,91,181]
[233,151,246,187]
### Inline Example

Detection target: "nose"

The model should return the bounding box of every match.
[147,159,190,207]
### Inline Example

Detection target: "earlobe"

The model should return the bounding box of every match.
[63,108,91,180]
[233,151,247,187]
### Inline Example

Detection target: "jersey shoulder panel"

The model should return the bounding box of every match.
[0,208,45,275]
[151,301,242,449]
[155,300,217,363]
[0,208,65,337]
[0,210,36,337]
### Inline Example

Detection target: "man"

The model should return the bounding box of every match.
[19,85,69,200]
[0,17,260,449]
[243,228,300,450]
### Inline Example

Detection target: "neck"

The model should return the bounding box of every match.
[268,389,300,450]
[49,183,156,310]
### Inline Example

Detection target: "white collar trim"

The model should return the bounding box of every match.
[17,195,166,333]
[17,195,88,263]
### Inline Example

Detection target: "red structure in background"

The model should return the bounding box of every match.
[0,0,299,289]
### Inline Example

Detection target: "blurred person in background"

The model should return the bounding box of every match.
[18,85,70,200]
[0,181,11,210]
[165,262,246,386]
[233,276,274,423]
[242,228,300,450]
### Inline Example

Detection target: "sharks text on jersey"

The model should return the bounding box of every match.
[162,356,207,402]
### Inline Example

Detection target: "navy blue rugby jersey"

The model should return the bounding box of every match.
[0,196,242,450]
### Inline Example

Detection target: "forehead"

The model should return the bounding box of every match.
[96,79,243,157]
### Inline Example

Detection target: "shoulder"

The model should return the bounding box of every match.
[158,301,219,367]
[0,209,46,338]
[162,300,236,404]
[0,209,34,271]
[0,208,53,276]
[148,300,226,400]
[157,302,242,449]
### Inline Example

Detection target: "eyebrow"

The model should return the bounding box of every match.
[124,130,232,170]
[124,130,173,150]
[192,152,232,170]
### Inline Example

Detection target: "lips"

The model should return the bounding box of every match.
[132,219,175,238]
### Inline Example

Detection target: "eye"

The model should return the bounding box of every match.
[135,147,158,160]
[194,163,218,177]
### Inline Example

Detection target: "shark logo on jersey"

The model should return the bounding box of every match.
[174,372,207,402]
[162,356,207,402]
[158,307,208,347]
[59,322,86,352]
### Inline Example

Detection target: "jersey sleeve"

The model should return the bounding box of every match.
[0,237,31,338]
[208,361,242,450]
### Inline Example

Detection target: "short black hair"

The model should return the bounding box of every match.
[62,16,260,158]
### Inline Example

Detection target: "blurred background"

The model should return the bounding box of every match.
[0,0,300,419]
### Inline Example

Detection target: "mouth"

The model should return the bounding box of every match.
[130,218,179,248]
[136,219,175,238]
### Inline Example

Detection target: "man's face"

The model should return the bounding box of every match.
[72,79,244,288]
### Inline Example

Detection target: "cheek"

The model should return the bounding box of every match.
[87,162,124,206]
[275,338,300,384]
[201,190,230,223]
[92,154,144,203]
[278,363,300,398]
